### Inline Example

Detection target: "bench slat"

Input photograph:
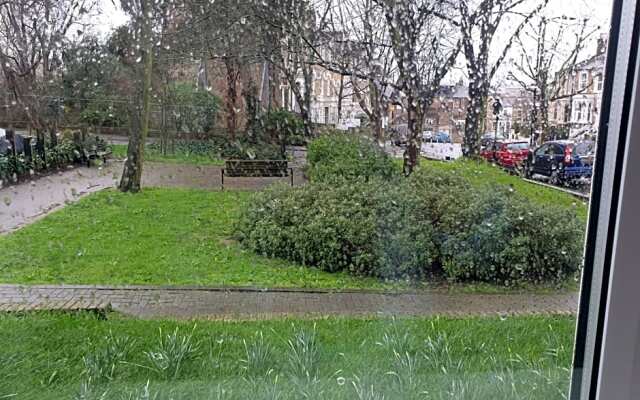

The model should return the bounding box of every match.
[224,159,289,177]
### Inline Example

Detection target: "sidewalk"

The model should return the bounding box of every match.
[0,164,120,234]
[1,161,304,234]
[0,284,578,319]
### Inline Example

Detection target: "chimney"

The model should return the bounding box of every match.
[596,33,609,56]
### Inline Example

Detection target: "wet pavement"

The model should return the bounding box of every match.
[141,162,303,190]
[0,284,578,319]
[0,160,304,234]
[0,164,121,234]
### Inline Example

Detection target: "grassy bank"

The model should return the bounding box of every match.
[419,158,589,220]
[0,312,575,399]
[0,189,381,289]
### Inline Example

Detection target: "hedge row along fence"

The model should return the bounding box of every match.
[0,128,107,186]
[236,133,585,286]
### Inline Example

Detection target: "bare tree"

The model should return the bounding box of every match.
[378,0,460,175]
[440,0,549,156]
[185,0,260,141]
[0,0,96,152]
[252,0,333,138]
[509,16,597,143]
[324,0,397,143]
[118,0,171,193]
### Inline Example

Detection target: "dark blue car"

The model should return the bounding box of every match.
[523,140,593,185]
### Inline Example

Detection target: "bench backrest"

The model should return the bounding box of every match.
[225,159,289,177]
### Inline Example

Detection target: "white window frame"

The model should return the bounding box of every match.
[570,0,640,398]
[581,72,589,90]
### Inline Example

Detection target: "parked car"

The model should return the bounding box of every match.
[424,131,451,143]
[481,140,530,170]
[480,133,506,149]
[523,140,593,184]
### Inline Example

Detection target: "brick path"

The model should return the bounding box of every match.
[0,284,578,319]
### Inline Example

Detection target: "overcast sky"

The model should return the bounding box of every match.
[95,0,614,36]
[93,0,614,85]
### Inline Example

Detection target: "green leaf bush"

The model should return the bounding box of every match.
[441,189,584,286]
[236,179,436,280]
[306,133,396,183]
[0,137,96,185]
[145,137,283,161]
[238,135,585,286]
[258,109,307,146]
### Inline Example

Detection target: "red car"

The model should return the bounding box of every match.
[481,140,530,170]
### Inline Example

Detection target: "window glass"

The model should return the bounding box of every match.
[536,144,549,156]
[552,144,564,155]
[0,0,611,399]
[575,141,596,156]
[507,142,529,151]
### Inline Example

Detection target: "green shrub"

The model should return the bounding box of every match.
[220,139,283,160]
[404,167,476,246]
[306,133,396,183]
[47,139,80,168]
[0,154,11,183]
[236,180,436,279]
[145,138,283,161]
[441,189,584,286]
[259,109,306,146]
[238,160,585,286]
[169,83,220,135]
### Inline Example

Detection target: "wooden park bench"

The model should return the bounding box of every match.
[221,159,293,189]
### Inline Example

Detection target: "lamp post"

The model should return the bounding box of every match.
[492,98,503,160]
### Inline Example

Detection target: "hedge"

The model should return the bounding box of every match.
[306,133,396,183]
[441,188,584,286]
[236,135,585,286]
[236,179,436,280]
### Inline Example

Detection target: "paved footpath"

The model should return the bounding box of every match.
[0,284,578,319]
[1,161,304,234]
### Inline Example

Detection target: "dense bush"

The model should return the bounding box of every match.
[236,180,436,280]
[258,109,307,146]
[237,160,586,286]
[80,99,128,128]
[441,189,584,286]
[220,139,284,160]
[169,83,220,135]
[145,137,283,161]
[0,137,93,185]
[306,133,397,183]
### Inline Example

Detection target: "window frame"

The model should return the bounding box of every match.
[569,0,640,398]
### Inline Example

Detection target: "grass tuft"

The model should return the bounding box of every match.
[145,327,200,379]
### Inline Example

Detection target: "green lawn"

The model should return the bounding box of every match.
[0,312,575,399]
[419,158,589,220]
[0,189,382,289]
[111,144,224,166]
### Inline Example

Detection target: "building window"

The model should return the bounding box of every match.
[580,72,588,90]
[597,75,603,91]
[576,102,583,122]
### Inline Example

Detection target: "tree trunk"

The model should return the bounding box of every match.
[224,58,239,141]
[371,85,384,144]
[302,65,314,137]
[337,75,344,124]
[403,94,424,176]
[463,82,489,157]
[299,106,313,138]
[48,125,57,147]
[539,89,550,142]
[242,67,259,141]
[120,0,153,193]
